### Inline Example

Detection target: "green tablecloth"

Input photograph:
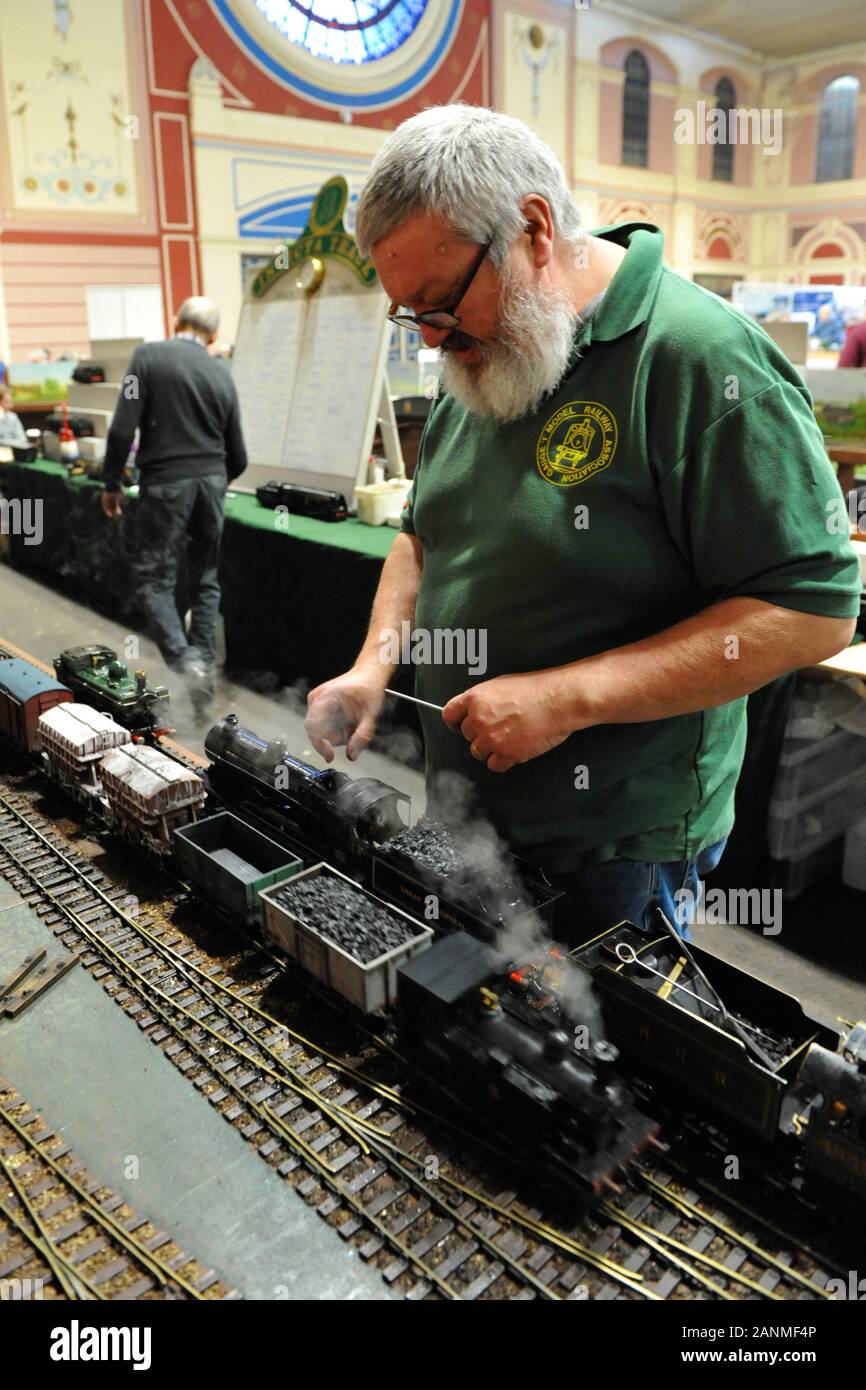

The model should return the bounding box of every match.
[0,458,397,686]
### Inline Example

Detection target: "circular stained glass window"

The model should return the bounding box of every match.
[253,0,428,65]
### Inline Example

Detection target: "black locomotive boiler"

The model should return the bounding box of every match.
[204,714,410,869]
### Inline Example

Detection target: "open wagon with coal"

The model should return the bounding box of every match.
[260,863,433,1013]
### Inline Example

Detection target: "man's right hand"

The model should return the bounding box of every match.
[101,489,123,519]
[305,665,388,763]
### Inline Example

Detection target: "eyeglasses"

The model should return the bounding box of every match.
[387,237,493,331]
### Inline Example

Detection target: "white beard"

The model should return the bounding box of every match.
[440,263,581,423]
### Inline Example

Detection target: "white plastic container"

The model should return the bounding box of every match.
[842,815,866,892]
[78,436,106,463]
[355,478,412,527]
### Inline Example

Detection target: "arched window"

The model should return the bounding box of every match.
[622,50,650,167]
[816,75,859,182]
[712,77,736,182]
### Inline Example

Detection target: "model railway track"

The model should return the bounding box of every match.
[0,783,845,1301]
[0,1079,236,1301]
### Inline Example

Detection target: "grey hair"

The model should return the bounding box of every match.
[176,296,219,336]
[355,105,584,265]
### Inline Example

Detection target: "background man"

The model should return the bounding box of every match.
[812,299,847,352]
[838,308,866,368]
[101,296,247,713]
[305,106,860,941]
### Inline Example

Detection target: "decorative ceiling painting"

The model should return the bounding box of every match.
[0,0,141,216]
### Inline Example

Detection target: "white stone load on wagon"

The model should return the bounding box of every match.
[99,743,205,850]
[38,702,129,757]
[37,702,130,791]
[100,743,204,813]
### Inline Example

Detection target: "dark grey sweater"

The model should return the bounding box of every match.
[103,337,248,489]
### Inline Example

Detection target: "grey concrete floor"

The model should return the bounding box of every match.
[0,878,395,1299]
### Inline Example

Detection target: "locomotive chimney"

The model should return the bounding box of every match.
[543,1029,571,1064]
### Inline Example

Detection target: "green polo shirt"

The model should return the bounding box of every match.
[400,223,862,876]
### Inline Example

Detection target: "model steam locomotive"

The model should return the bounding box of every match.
[53,644,170,732]
[204,713,410,869]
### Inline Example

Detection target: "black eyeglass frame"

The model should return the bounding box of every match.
[387,237,494,331]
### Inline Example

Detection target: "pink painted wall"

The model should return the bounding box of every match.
[789,113,818,184]
[2,242,162,357]
[649,94,675,175]
[598,78,621,167]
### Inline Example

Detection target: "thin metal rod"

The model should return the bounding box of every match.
[617,933,779,1068]
[385,688,445,714]
[615,942,724,1014]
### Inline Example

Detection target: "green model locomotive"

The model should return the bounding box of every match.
[53,644,170,734]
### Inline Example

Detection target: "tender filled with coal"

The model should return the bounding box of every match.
[387,819,471,876]
[272,875,418,963]
[388,819,522,890]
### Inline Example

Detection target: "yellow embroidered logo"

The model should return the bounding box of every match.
[536,400,618,487]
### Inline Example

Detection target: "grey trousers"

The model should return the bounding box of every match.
[134,474,227,668]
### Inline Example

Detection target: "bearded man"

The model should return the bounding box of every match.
[305,106,860,940]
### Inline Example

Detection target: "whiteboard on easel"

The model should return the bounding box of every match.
[229,176,399,503]
[281,289,388,479]
[230,295,303,467]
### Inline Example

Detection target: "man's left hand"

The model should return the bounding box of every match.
[101,489,123,519]
[443,672,575,773]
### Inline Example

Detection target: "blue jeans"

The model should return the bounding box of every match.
[549,837,729,946]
